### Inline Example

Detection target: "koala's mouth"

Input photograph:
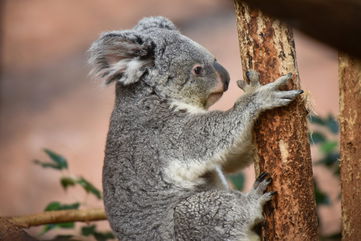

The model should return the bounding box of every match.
[205,92,224,108]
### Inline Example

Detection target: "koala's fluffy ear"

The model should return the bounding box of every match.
[133,16,177,32]
[88,31,154,85]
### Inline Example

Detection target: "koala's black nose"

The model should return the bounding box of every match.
[213,62,230,91]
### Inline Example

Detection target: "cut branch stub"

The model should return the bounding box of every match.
[234,1,318,240]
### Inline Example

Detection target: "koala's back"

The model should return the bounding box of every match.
[102,86,195,240]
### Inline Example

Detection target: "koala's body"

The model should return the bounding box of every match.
[89,17,302,241]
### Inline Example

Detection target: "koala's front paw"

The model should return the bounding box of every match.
[238,70,303,110]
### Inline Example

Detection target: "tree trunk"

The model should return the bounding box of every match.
[339,54,361,241]
[234,1,318,240]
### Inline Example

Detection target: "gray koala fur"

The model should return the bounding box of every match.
[88,16,303,241]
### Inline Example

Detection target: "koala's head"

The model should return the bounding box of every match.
[89,16,230,109]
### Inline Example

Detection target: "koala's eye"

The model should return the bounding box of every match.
[192,65,204,76]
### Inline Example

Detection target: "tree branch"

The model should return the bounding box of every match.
[7,208,106,228]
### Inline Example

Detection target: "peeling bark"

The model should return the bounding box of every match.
[339,54,361,241]
[234,1,318,240]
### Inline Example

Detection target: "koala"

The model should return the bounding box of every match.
[88,16,303,241]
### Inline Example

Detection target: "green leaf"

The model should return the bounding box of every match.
[228,173,245,191]
[60,177,77,190]
[50,235,77,241]
[44,201,80,211]
[314,180,331,206]
[44,149,68,170]
[308,115,326,126]
[94,232,115,241]
[33,149,69,170]
[316,153,340,168]
[44,201,62,211]
[42,223,57,234]
[60,203,80,210]
[309,131,327,144]
[57,222,75,229]
[325,115,339,134]
[82,225,115,241]
[33,160,63,170]
[76,177,102,199]
[316,153,340,178]
[321,232,342,241]
[42,222,75,235]
[81,225,96,236]
[320,141,338,154]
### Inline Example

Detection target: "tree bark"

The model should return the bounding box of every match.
[0,218,38,241]
[339,54,361,241]
[237,0,361,60]
[234,1,318,240]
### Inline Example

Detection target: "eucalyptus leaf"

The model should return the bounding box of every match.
[42,223,57,234]
[44,149,68,170]
[326,115,339,134]
[316,153,340,168]
[81,225,96,236]
[44,201,80,211]
[33,160,62,170]
[309,132,327,144]
[308,115,326,126]
[50,235,77,241]
[76,177,102,199]
[61,177,77,190]
[321,232,342,241]
[41,222,75,235]
[314,180,331,206]
[44,201,62,211]
[57,222,75,229]
[320,141,338,154]
[81,225,115,241]
[94,232,115,241]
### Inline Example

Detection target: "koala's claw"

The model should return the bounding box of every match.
[256,172,269,181]
[254,172,270,188]
[275,90,304,100]
[249,175,275,205]
[267,73,293,90]
[261,191,276,203]
[246,70,260,86]
[269,191,277,196]
[252,175,273,196]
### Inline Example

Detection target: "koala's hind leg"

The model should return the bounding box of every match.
[174,173,274,241]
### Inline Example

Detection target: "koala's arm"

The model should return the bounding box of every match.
[164,73,302,183]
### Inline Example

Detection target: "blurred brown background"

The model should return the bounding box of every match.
[0,0,339,238]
